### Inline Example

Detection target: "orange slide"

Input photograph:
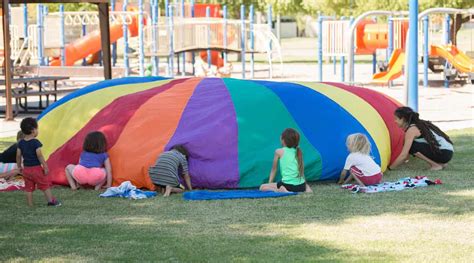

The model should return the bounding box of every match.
[200,51,224,68]
[372,49,405,84]
[194,4,225,68]
[50,17,139,66]
[430,44,474,73]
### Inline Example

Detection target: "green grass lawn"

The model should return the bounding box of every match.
[0,129,473,262]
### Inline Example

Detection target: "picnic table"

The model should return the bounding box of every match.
[1,76,70,114]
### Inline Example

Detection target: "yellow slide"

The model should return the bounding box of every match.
[430,44,474,73]
[372,49,405,84]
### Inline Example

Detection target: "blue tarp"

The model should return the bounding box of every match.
[183,190,297,201]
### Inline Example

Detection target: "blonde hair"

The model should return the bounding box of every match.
[16,130,25,141]
[346,133,371,155]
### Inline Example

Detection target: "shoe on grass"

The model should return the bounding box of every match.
[47,199,62,207]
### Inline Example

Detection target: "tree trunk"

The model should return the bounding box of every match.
[450,14,471,46]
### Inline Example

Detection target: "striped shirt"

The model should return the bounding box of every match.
[148,150,188,187]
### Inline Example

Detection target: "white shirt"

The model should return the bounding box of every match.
[344,152,381,177]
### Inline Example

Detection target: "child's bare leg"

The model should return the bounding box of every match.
[25,192,33,207]
[155,185,165,194]
[413,152,443,171]
[42,189,55,203]
[163,185,172,197]
[65,165,78,190]
[305,183,313,193]
[276,186,289,193]
[343,174,355,185]
[259,183,278,192]
[1,170,18,180]
[163,185,185,197]
[94,177,107,191]
[338,172,347,184]
[171,187,184,194]
[350,172,367,187]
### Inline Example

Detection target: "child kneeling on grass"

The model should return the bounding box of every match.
[65,131,112,191]
[338,133,383,187]
[148,145,193,197]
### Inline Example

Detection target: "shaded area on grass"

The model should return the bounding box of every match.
[0,129,472,261]
[1,222,397,262]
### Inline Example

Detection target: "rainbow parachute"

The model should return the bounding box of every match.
[38,77,403,189]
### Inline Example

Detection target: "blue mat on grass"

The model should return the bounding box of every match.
[183,190,298,201]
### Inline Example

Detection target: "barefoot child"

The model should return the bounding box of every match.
[65,131,112,190]
[338,133,382,187]
[16,118,61,207]
[389,107,453,171]
[148,145,193,197]
[260,128,312,193]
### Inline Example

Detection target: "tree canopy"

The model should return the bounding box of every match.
[28,0,471,18]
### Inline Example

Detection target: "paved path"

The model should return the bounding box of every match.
[1,70,472,138]
[2,36,472,137]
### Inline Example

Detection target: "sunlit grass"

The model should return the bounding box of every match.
[0,129,472,261]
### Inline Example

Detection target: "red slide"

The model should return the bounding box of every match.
[194,4,225,68]
[50,17,139,66]
[200,51,224,68]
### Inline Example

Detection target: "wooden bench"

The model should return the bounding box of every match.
[1,76,70,115]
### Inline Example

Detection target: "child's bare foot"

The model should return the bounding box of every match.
[163,185,172,197]
[429,165,443,171]
[337,179,344,185]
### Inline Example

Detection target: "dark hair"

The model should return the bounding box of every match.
[20,117,38,135]
[172,145,189,159]
[394,106,452,153]
[16,130,25,141]
[83,131,107,153]
[281,128,304,177]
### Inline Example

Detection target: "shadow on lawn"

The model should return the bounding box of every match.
[0,222,395,262]
[0,131,471,261]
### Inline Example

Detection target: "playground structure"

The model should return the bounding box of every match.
[0,7,32,70]
[319,8,473,86]
[430,45,473,75]
[319,14,408,83]
[143,3,282,78]
[419,8,474,87]
[1,1,282,79]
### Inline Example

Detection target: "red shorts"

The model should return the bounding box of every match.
[350,166,382,186]
[23,165,51,192]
